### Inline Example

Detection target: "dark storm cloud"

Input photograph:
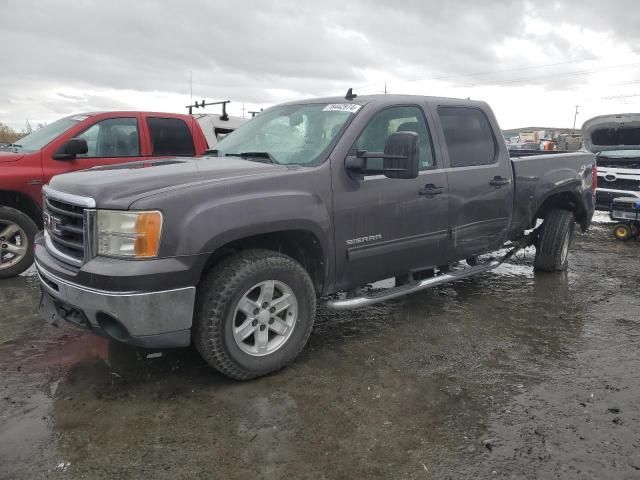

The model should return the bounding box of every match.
[0,0,639,121]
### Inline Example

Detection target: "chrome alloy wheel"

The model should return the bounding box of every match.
[0,221,28,272]
[232,280,298,356]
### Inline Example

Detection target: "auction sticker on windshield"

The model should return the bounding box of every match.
[322,104,362,113]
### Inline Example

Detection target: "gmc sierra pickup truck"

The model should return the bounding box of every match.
[34,94,596,380]
[0,110,245,278]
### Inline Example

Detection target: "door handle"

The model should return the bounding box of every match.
[419,184,444,196]
[489,176,511,188]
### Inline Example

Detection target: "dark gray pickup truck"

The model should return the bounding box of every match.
[35,94,596,379]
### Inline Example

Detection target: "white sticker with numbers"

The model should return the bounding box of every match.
[322,104,362,113]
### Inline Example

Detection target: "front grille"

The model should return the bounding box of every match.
[42,188,95,267]
[597,158,640,169]
[597,176,640,191]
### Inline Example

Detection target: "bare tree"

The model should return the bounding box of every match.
[0,122,23,143]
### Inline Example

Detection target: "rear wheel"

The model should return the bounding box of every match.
[193,249,316,380]
[534,209,575,272]
[0,207,38,279]
[613,223,632,241]
[630,222,640,238]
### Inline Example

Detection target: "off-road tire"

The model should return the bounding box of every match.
[534,209,575,272]
[193,249,316,380]
[0,206,38,279]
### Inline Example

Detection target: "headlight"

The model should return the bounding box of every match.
[97,210,163,258]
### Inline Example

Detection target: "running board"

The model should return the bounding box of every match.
[325,260,501,310]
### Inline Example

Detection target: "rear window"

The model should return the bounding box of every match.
[438,107,497,167]
[147,117,195,156]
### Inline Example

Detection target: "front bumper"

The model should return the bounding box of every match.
[36,255,196,349]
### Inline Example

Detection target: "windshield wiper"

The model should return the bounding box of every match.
[225,151,280,164]
[204,149,219,156]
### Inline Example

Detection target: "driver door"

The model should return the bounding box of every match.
[43,116,145,182]
[332,104,450,289]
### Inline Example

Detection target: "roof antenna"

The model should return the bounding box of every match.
[345,88,357,101]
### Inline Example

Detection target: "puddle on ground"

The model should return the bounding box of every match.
[1,220,639,478]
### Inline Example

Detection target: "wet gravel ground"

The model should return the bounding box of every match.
[1,214,639,479]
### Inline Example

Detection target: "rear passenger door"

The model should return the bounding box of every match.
[144,116,196,157]
[436,106,513,259]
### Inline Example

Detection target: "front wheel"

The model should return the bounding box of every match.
[534,209,575,272]
[0,207,38,279]
[193,249,316,380]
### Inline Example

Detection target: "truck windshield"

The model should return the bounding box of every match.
[214,103,359,165]
[11,116,84,152]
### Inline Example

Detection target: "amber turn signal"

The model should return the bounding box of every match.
[134,211,163,257]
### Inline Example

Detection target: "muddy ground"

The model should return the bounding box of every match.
[1,215,639,479]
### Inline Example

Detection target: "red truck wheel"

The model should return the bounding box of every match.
[0,207,38,278]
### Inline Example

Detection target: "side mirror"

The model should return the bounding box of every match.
[382,132,419,179]
[52,137,88,160]
[345,131,420,180]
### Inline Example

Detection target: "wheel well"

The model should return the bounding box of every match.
[0,190,42,228]
[535,191,587,230]
[202,230,326,293]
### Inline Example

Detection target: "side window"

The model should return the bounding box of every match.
[147,117,195,156]
[77,118,139,158]
[437,107,496,167]
[355,106,435,171]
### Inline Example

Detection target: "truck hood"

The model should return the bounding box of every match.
[48,157,289,207]
[0,151,25,163]
[583,114,640,153]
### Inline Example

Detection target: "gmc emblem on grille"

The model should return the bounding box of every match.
[43,212,63,235]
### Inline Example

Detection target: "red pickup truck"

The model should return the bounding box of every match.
[0,111,213,278]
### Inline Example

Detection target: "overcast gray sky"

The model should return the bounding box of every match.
[1,0,639,130]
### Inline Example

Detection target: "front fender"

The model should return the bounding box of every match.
[185,190,333,256]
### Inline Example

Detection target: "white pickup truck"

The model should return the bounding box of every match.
[583,114,640,210]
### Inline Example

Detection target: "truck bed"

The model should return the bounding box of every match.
[509,151,596,238]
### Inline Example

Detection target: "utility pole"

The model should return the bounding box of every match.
[384,81,387,94]
[573,105,580,131]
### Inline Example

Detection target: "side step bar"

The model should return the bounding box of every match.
[325,260,501,310]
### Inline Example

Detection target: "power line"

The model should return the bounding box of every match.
[457,62,640,88]
[356,58,640,94]
[355,56,604,92]
[409,57,602,83]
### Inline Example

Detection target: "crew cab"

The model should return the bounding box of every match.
[34,95,596,380]
[0,111,244,278]
[582,114,640,210]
